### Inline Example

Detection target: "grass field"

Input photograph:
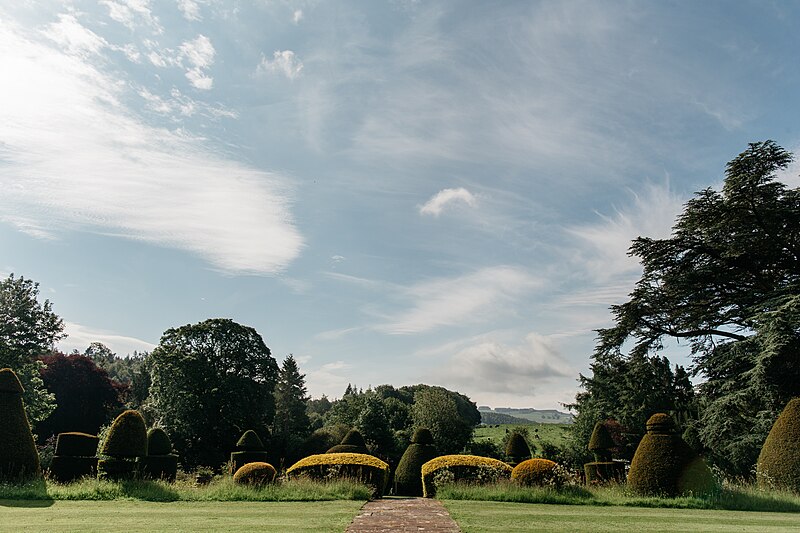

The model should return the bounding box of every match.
[443,500,800,532]
[473,423,571,449]
[0,500,364,533]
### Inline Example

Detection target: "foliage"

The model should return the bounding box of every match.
[147,428,173,456]
[588,421,615,462]
[355,394,394,457]
[301,425,349,457]
[571,141,800,478]
[413,387,475,455]
[55,432,98,457]
[138,454,178,482]
[326,428,369,454]
[145,318,279,468]
[36,353,124,441]
[100,410,148,458]
[232,461,277,486]
[584,461,625,484]
[286,453,389,497]
[756,397,800,492]
[504,432,531,465]
[0,367,42,480]
[628,414,716,497]
[511,458,567,488]
[394,429,438,496]
[230,451,269,476]
[49,456,98,483]
[421,455,512,497]
[236,429,266,451]
[0,274,63,425]
[83,343,151,409]
[272,355,311,464]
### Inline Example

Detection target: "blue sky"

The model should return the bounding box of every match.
[2,1,799,409]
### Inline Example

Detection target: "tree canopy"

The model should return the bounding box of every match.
[271,355,311,463]
[145,318,279,468]
[572,140,800,476]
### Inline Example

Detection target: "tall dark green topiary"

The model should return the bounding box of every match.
[628,413,715,496]
[0,368,41,480]
[50,432,98,483]
[394,427,438,496]
[757,398,800,492]
[230,429,268,475]
[588,421,615,462]
[505,433,531,465]
[139,428,178,482]
[584,420,624,485]
[326,428,369,454]
[97,410,148,480]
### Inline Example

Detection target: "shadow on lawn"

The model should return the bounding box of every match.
[0,479,54,507]
[118,480,182,502]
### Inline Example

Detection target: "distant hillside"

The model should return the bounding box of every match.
[479,406,573,424]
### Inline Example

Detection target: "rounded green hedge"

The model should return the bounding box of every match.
[394,439,438,496]
[505,433,531,465]
[55,432,99,457]
[233,462,277,486]
[49,456,98,483]
[588,422,615,462]
[0,368,41,481]
[101,410,148,458]
[230,450,269,476]
[236,430,265,451]
[757,397,800,492]
[138,454,178,482]
[411,428,434,445]
[147,428,173,456]
[421,455,512,498]
[627,413,715,497]
[327,429,368,454]
[511,458,563,487]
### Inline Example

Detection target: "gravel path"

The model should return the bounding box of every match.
[345,497,461,533]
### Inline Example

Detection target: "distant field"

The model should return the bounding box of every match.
[473,423,571,450]
[443,501,800,533]
[0,500,364,533]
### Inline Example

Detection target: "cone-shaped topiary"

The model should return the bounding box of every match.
[627,413,715,497]
[50,432,99,483]
[233,461,277,486]
[757,397,800,492]
[584,421,624,485]
[231,429,268,475]
[236,429,265,451]
[505,433,531,465]
[0,368,41,481]
[588,421,615,462]
[394,428,438,496]
[326,428,369,454]
[98,410,147,480]
[138,428,178,482]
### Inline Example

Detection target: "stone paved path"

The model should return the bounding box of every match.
[345,497,461,533]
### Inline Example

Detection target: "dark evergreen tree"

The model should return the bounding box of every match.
[272,355,311,464]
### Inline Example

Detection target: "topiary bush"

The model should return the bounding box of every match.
[588,421,615,462]
[326,429,369,454]
[287,452,389,497]
[0,368,42,481]
[233,461,277,486]
[421,455,512,498]
[230,429,268,475]
[511,458,566,488]
[627,413,715,497]
[138,428,178,482]
[756,397,800,492]
[49,432,99,483]
[505,433,531,465]
[394,427,438,496]
[584,421,624,484]
[97,410,148,480]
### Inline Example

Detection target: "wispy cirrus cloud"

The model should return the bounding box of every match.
[419,187,477,217]
[101,0,163,33]
[257,50,304,80]
[0,17,302,275]
[59,322,157,356]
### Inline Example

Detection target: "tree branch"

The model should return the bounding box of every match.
[639,318,749,341]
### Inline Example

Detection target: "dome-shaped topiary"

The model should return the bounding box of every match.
[628,413,715,497]
[233,461,277,486]
[411,428,434,445]
[588,421,615,462]
[101,410,148,458]
[394,435,438,496]
[287,453,390,497]
[0,368,41,481]
[505,433,531,465]
[757,397,800,492]
[236,430,265,451]
[147,428,173,456]
[511,458,564,487]
[326,429,368,454]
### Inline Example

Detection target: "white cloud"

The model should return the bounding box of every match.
[177,0,203,21]
[101,0,163,33]
[376,266,541,334]
[0,20,303,275]
[257,50,304,80]
[419,187,477,217]
[42,14,108,57]
[59,322,156,355]
[305,360,352,398]
[430,332,573,396]
[179,34,215,89]
[293,9,304,24]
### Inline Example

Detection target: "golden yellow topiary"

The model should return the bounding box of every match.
[286,453,389,497]
[511,458,564,487]
[233,462,276,486]
[421,455,512,497]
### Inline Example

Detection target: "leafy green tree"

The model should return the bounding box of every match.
[272,355,311,464]
[574,141,800,476]
[146,318,279,468]
[83,343,151,409]
[356,393,395,457]
[412,387,475,454]
[0,274,63,424]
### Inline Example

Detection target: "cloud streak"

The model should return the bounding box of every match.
[0,18,302,275]
[419,187,476,217]
[257,50,304,80]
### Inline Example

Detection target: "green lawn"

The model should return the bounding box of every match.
[473,423,571,450]
[0,500,365,533]
[443,500,800,532]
